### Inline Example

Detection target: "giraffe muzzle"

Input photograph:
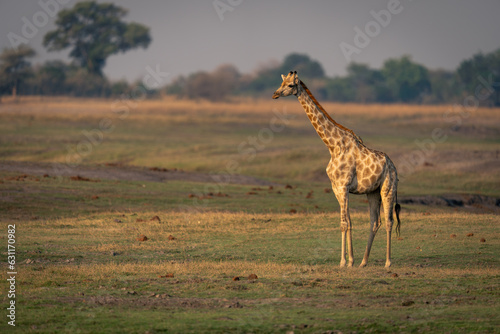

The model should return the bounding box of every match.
[272,91,280,99]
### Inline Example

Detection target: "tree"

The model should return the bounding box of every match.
[325,76,356,102]
[346,63,386,102]
[426,69,460,104]
[381,55,431,103]
[43,1,151,76]
[0,45,36,98]
[64,67,110,97]
[32,60,68,95]
[457,49,500,106]
[280,53,325,80]
[243,53,326,96]
[183,64,240,101]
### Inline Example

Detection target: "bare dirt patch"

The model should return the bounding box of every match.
[79,295,228,309]
[0,160,277,186]
[400,194,500,212]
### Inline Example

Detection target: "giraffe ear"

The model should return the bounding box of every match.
[281,74,286,81]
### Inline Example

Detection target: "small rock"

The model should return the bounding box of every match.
[480,238,486,243]
[150,216,161,222]
[167,235,177,240]
[391,273,399,278]
[137,234,148,241]
[467,233,474,237]
[127,291,137,295]
[450,234,457,238]
[232,276,240,281]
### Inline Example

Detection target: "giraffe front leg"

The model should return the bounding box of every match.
[340,224,347,267]
[337,190,353,267]
[346,218,354,267]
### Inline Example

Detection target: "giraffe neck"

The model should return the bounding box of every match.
[296,81,362,150]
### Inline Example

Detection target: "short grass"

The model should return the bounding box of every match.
[0,97,499,333]
[1,203,498,333]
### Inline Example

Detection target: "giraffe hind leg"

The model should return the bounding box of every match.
[360,190,382,268]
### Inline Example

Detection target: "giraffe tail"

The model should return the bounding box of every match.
[394,192,401,237]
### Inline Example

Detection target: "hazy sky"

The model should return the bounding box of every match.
[1,0,500,83]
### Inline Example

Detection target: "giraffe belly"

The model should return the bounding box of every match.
[348,173,383,195]
[327,156,384,194]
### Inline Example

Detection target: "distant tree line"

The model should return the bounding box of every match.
[165,51,500,105]
[2,45,499,105]
[0,0,498,105]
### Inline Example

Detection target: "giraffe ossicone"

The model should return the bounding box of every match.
[273,71,401,268]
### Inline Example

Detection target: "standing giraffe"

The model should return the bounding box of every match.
[272,71,401,268]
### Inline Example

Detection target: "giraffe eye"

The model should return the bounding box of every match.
[288,84,294,88]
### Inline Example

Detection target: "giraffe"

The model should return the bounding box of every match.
[272,71,401,268]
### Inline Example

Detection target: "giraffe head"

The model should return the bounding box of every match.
[272,71,300,99]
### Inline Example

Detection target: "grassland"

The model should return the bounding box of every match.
[0,96,499,333]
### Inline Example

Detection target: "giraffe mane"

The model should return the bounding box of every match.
[299,81,363,144]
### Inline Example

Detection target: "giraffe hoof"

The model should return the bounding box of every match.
[339,261,346,268]
[384,261,392,268]
[359,262,367,268]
